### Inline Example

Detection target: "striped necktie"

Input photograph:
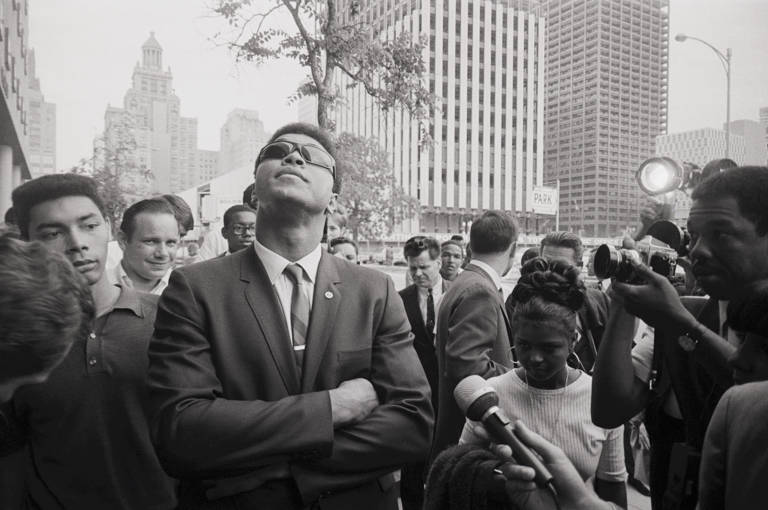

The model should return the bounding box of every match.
[284,264,309,372]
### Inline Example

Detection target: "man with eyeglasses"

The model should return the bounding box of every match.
[219,204,257,256]
[147,123,433,510]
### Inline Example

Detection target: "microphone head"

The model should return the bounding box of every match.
[454,375,500,421]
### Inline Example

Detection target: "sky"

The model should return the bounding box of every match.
[28,0,768,170]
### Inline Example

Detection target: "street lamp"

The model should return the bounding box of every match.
[675,33,732,158]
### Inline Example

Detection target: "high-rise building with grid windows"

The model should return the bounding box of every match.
[331,0,545,235]
[543,0,669,237]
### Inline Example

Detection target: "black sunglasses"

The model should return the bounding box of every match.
[257,141,336,177]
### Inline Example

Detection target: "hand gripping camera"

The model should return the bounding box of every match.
[593,220,690,284]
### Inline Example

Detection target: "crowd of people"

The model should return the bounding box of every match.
[0,121,767,510]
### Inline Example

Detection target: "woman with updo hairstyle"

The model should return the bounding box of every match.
[460,257,628,507]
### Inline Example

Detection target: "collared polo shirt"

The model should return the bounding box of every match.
[108,260,172,296]
[6,288,176,510]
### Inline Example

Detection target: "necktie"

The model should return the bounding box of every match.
[426,288,435,339]
[284,264,309,372]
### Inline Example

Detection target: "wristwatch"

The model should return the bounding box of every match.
[678,322,703,352]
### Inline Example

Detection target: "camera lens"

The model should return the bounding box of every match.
[593,245,621,280]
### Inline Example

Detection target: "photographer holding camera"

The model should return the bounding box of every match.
[591,166,768,509]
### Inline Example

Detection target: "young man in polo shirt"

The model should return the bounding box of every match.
[1,174,176,509]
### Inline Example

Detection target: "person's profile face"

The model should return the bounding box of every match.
[326,216,343,241]
[407,250,441,289]
[687,196,768,300]
[120,212,179,282]
[27,196,110,285]
[440,244,463,280]
[729,331,768,385]
[513,320,573,385]
[253,133,334,215]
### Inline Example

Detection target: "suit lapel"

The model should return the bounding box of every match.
[301,253,342,392]
[240,251,300,394]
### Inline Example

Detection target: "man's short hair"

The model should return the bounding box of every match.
[540,231,584,264]
[441,239,464,254]
[120,198,177,241]
[259,122,340,193]
[222,204,256,228]
[329,236,359,255]
[727,280,768,337]
[160,194,194,234]
[0,236,94,382]
[450,234,464,243]
[4,207,16,226]
[469,211,519,256]
[691,166,768,235]
[520,246,540,266]
[404,236,440,260]
[12,174,106,240]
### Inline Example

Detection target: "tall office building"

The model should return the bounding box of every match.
[218,109,270,175]
[655,127,746,223]
[0,0,33,217]
[727,119,768,166]
[761,107,768,161]
[26,50,56,177]
[543,0,669,237]
[331,0,545,235]
[103,33,203,194]
[197,149,219,183]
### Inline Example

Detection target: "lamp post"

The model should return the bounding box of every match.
[675,33,732,159]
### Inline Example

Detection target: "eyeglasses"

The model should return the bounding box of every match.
[232,225,256,235]
[257,141,336,177]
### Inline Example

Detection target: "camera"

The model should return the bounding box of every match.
[593,220,689,284]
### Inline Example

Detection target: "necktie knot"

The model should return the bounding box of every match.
[284,263,304,285]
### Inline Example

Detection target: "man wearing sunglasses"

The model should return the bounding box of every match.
[147,123,433,510]
[219,204,257,256]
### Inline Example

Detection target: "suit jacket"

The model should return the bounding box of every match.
[147,248,433,509]
[399,284,440,413]
[431,264,513,460]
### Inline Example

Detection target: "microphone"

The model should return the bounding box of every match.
[454,374,554,488]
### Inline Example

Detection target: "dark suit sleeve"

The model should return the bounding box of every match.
[148,270,335,478]
[292,276,434,498]
[445,284,509,381]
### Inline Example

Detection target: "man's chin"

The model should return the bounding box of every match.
[696,275,730,299]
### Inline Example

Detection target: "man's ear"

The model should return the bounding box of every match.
[220,226,227,238]
[116,230,127,251]
[326,193,339,214]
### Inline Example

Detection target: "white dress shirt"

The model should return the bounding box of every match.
[252,239,322,342]
[107,261,171,296]
[417,276,445,327]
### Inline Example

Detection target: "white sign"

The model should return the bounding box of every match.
[532,186,558,216]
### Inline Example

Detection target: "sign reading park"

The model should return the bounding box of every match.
[532,186,558,216]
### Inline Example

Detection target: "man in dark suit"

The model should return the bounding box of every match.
[398,235,448,510]
[431,211,518,460]
[147,123,433,510]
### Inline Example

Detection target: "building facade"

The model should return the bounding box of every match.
[218,108,270,176]
[103,33,204,194]
[726,119,768,166]
[26,50,55,177]
[760,107,768,158]
[655,127,746,223]
[197,149,219,183]
[543,0,669,237]
[331,0,546,236]
[0,0,33,219]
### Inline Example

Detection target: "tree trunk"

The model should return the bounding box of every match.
[317,95,331,130]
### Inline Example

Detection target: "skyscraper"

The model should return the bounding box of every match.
[332,0,545,235]
[218,109,270,175]
[26,50,56,177]
[103,33,203,194]
[543,0,669,237]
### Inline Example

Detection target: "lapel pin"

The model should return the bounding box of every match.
[324,291,334,299]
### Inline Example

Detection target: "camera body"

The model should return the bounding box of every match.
[593,220,689,284]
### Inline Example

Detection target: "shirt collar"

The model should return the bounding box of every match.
[110,286,144,318]
[469,260,503,291]
[417,276,445,297]
[252,238,322,285]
